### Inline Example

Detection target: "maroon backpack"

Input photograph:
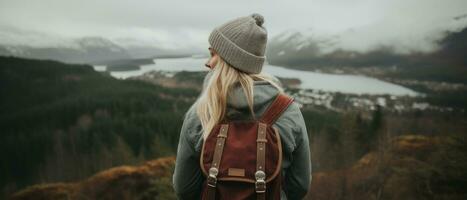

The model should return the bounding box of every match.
[200,93,294,200]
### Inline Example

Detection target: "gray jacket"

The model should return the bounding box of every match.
[172,75,312,200]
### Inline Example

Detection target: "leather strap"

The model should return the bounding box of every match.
[206,124,229,200]
[256,123,267,172]
[211,124,229,168]
[256,123,267,200]
[260,94,294,124]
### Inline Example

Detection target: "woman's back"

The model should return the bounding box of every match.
[173,79,311,199]
[172,13,311,200]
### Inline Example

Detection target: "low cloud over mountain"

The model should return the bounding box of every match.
[267,15,467,69]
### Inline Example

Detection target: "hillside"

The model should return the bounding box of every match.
[10,135,467,200]
[307,135,467,200]
[11,157,176,200]
[0,56,198,198]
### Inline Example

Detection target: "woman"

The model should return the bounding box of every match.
[173,13,311,200]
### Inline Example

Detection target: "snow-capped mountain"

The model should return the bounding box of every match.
[272,29,339,52]
[0,27,194,64]
[266,29,341,66]
[266,22,467,68]
[74,37,127,52]
[0,35,132,64]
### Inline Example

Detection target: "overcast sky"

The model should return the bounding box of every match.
[1,0,466,53]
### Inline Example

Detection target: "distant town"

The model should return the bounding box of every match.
[128,70,465,115]
[289,88,459,113]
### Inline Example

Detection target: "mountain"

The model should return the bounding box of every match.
[0,36,201,64]
[267,26,467,84]
[267,26,467,68]
[0,26,201,64]
[267,13,467,70]
[434,26,467,66]
[0,36,132,64]
[268,29,440,72]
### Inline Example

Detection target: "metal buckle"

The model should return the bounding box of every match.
[207,167,218,187]
[255,170,266,193]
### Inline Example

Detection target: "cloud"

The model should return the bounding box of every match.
[0,0,466,53]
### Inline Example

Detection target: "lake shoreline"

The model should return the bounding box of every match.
[93,57,420,97]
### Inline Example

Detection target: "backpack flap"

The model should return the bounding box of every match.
[200,122,283,183]
[198,93,294,199]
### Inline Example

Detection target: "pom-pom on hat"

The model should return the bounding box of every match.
[208,13,268,74]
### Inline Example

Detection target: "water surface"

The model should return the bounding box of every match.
[94,57,419,96]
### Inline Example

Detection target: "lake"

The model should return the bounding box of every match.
[93,57,419,96]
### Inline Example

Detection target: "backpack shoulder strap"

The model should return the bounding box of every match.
[259,93,294,124]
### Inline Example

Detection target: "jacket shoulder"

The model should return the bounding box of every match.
[273,101,306,153]
[182,103,204,152]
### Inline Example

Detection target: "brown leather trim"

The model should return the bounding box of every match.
[256,123,267,173]
[228,168,245,177]
[210,124,229,169]
[218,177,255,183]
[269,126,283,182]
[260,94,294,124]
[199,125,283,183]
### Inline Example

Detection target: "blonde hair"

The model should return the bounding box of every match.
[196,57,283,140]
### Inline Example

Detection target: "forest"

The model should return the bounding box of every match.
[1,56,466,199]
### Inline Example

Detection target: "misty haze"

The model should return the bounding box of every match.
[1,0,467,199]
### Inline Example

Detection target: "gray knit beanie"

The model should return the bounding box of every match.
[208,13,267,74]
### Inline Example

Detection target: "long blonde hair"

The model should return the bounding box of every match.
[196,57,283,140]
